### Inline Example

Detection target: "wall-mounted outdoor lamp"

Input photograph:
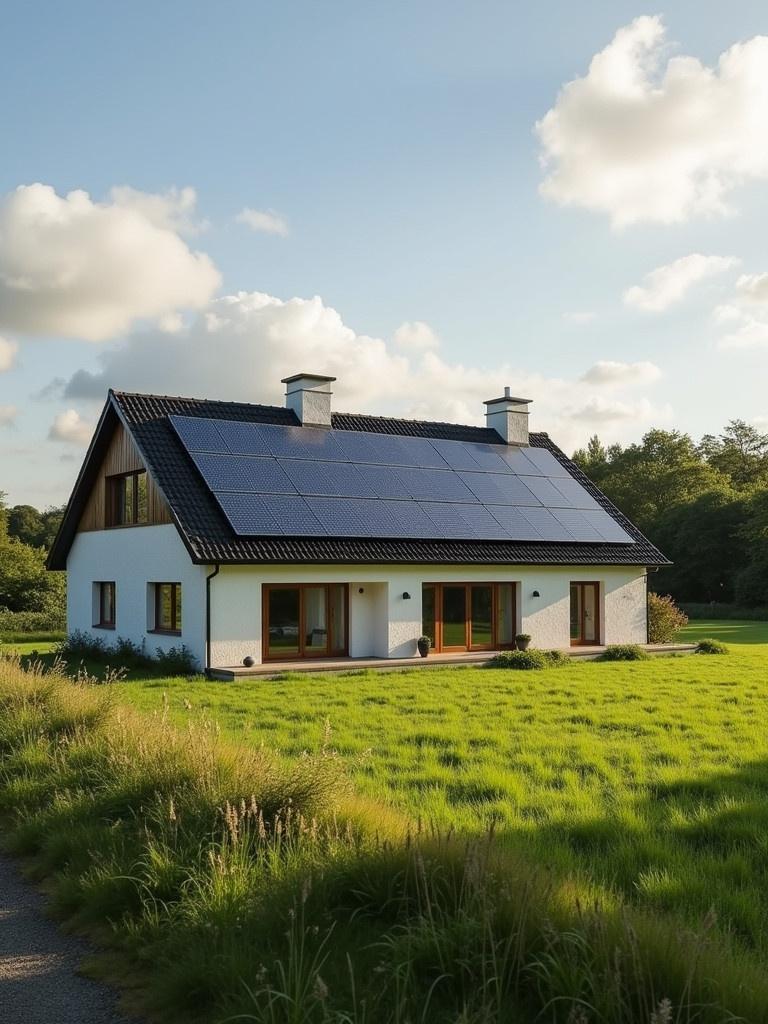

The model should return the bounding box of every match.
[402,592,411,600]
[358,587,365,594]
[531,590,540,598]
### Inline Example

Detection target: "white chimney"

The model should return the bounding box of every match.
[484,386,531,445]
[282,373,336,427]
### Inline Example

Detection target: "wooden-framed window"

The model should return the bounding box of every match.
[263,583,348,660]
[569,582,601,646]
[422,582,517,653]
[94,581,116,629]
[106,470,148,527]
[153,583,182,634]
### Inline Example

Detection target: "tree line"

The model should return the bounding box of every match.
[572,420,768,607]
[0,495,65,622]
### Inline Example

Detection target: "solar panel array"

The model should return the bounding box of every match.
[169,414,634,544]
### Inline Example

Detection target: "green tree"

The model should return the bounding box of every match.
[698,419,768,489]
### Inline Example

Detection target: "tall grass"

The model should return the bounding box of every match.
[1,656,768,1022]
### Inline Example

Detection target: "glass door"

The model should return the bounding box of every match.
[469,585,494,650]
[264,584,348,660]
[570,582,600,646]
[441,585,468,650]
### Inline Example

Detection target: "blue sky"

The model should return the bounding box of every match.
[2,1,768,506]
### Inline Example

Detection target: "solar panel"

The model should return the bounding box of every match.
[306,496,402,536]
[551,477,601,510]
[395,467,476,501]
[258,424,347,461]
[461,442,509,472]
[520,506,575,541]
[551,509,604,542]
[428,438,487,471]
[191,452,296,494]
[214,419,273,457]
[215,493,326,536]
[458,472,541,506]
[488,505,544,540]
[279,459,377,497]
[522,475,574,508]
[171,415,228,453]
[520,447,571,477]
[583,509,634,543]
[171,413,635,545]
[354,465,415,499]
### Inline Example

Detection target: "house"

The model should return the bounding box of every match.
[48,374,669,671]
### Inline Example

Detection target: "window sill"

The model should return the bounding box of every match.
[93,623,115,630]
[148,629,182,637]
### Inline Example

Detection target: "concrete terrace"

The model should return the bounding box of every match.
[209,643,697,680]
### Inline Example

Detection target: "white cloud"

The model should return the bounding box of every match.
[0,183,220,341]
[58,289,667,451]
[0,404,17,426]
[48,409,95,444]
[580,360,661,386]
[562,311,596,324]
[0,335,17,371]
[566,396,671,425]
[393,321,440,351]
[735,272,768,305]
[536,16,768,227]
[236,207,289,237]
[624,254,738,312]
[717,317,768,351]
[108,185,207,234]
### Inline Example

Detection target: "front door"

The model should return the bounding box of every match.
[570,582,600,646]
[264,584,348,660]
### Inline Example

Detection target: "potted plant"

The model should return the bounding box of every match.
[515,633,532,651]
[417,635,432,658]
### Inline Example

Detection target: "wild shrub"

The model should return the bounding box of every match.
[154,645,198,675]
[55,628,110,660]
[696,638,730,655]
[597,644,650,662]
[486,649,549,670]
[542,648,569,666]
[0,607,66,634]
[648,592,689,643]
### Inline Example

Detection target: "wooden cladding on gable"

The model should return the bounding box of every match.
[77,422,173,532]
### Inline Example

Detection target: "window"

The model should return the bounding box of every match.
[106,470,148,527]
[153,583,182,633]
[94,581,116,629]
[422,582,517,653]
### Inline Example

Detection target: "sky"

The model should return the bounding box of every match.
[2,1,768,507]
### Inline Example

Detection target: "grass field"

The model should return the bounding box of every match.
[113,622,768,963]
[2,620,767,1021]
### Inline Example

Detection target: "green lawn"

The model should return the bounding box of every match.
[115,621,768,960]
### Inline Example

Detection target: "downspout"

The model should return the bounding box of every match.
[646,567,659,644]
[205,563,220,678]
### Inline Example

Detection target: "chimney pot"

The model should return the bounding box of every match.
[483,387,531,446]
[282,372,336,427]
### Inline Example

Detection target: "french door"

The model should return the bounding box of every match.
[263,584,348,660]
[570,582,600,646]
[422,583,516,653]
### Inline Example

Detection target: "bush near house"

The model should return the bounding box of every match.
[3,655,768,1023]
[597,644,650,661]
[54,630,199,675]
[648,592,689,643]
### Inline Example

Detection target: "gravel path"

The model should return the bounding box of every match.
[0,853,136,1023]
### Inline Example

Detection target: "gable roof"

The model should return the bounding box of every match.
[48,390,669,569]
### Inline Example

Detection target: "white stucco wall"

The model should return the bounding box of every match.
[207,562,647,667]
[67,528,648,669]
[66,525,208,668]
